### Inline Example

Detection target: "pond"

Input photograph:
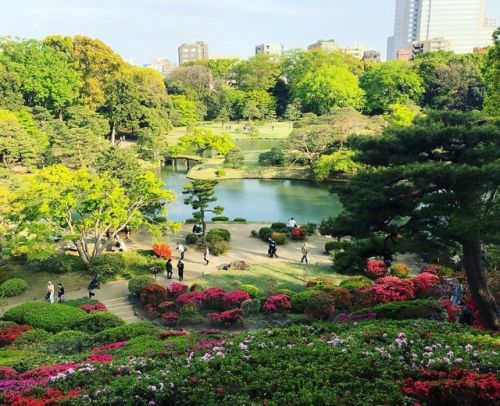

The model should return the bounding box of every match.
[159,166,343,222]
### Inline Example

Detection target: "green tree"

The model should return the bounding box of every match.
[183,180,224,241]
[295,65,365,115]
[333,111,499,329]
[224,147,245,168]
[235,53,282,91]
[64,106,110,137]
[170,95,202,126]
[360,61,423,114]
[484,28,500,116]
[285,125,335,170]
[386,103,420,127]
[177,128,234,157]
[0,63,23,110]
[284,100,302,125]
[313,149,362,181]
[216,108,230,127]
[242,100,261,121]
[168,65,212,99]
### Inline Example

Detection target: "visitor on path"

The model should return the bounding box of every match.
[177,260,184,281]
[287,217,298,228]
[451,280,464,306]
[451,252,461,271]
[123,225,131,241]
[267,238,274,257]
[46,281,55,304]
[458,305,475,326]
[165,258,173,279]
[88,274,101,298]
[204,246,210,265]
[118,239,127,252]
[301,243,309,264]
[57,283,65,303]
[177,243,186,260]
[269,240,278,258]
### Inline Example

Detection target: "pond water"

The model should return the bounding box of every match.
[159,167,343,222]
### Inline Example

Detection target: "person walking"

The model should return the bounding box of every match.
[176,243,186,261]
[301,243,309,264]
[267,238,274,257]
[177,260,185,281]
[88,274,100,298]
[451,280,464,306]
[47,281,55,304]
[270,240,278,258]
[451,251,461,272]
[165,258,173,279]
[203,246,210,265]
[57,283,65,303]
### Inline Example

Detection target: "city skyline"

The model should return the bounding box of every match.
[0,0,499,65]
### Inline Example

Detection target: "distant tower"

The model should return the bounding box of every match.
[178,41,209,65]
[255,43,284,56]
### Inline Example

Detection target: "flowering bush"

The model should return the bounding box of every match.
[0,324,32,346]
[441,299,460,322]
[161,330,188,338]
[263,294,291,313]
[322,286,353,310]
[222,291,251,308]
[412,273,440,297]
[306,278,334,288]
[162,312,180,324]
[334,313,377,322]
[303,291,335,320]
[158,301,176,313]
[390,263,410,278]
[421,264,440,275]
[365,260,388,278]
[209,309,244,325]
[152,243,172,259]
[4,389,80,406]
[201,287,227,310]
[87,353,114,363]
[167,282,188,298]
[91,341,128,353]
[140,284,168,308]
[176,292,204,308]
[401,369,500,404]
[291,227,308,240]
[359,276,415,305]
[0,366,17,379]
[79,303,106,313]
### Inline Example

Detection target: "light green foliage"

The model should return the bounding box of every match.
[235,53,282,91]
[386,103,420,127]
[313,149,362,180]
[0,277,27,297]
[224,147,245,168]
[360,61,424,114]
[177,128,234,157]
[170,95,202,126]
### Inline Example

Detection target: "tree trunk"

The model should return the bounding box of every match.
[462,239,499,330]
[75,240,91,269]
[110,122,116,145]
[200,209,207,243]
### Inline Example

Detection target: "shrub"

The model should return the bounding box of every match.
[176,291,204,308]
[411,273,440,297]
[201,287,226,310]
[263,294,291,313]
[209,309,244,325]
[240,284,262,299]
[320,286,353,311]
[212,216,229,221]
[241,299,261,315]
[222,291,251,308]
[152,243,173,259]
[91,254,126,277]
[233,217,246,223]
[250,230,258,237]
[13,329,50,347]
[45,331,92,354]
[167,282,188,297]
[258,148,285,166]
[340,276,373,291]
[140,284,168,308]
[79,303,106,313]
[270,232,286,245]
[215,169,226,178]
[179,304,199,319]
[355,299,442,320]
[0,366,18,379]
[185,233,198,245]
[0,278,28,297]
[420,263,440,275]
[258,227,274,241]
[93,322,161,345]
[208,240,229,256]
[390,263,410,278]
[4,302,88,332]
[325,241,342,254]
[291,289,320,313]
[128,275,156,296]
[36,254,85,274]
[206,228,231,242]
[302,223,317,235]
[291,227,308,240]
[275,288,295,297]
[0,321,15,328]
[303,291,335,320]
[0,324,33,347]
[73,312,125,334]
[162,312,180,325]
[359,276,415,305]
[63,297,99,308]
[365,260,388,278]
[306,278,334,288]
[224,147,245,168]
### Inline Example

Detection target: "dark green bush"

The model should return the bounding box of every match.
[271,231,287,245]
[355,300,442,320]
[91,254,126,277]
[0,278,27,297]
[128,275,156,296]
[339,276,373,291]
[325,241,342,253]
[13,329,51,347]
[206,228,231,242]
[271,222,287,231]
[250,230,258,237]
[45,330,92,354]
[73,312,125,333]
[3,302,44,324]
[185,233,198,244]
[258,227,274,241]
[291,289,321,313]
[63,297,100,308]
[302,223,317,235]
[93,321,161,345]
[208,240,229,256]
[211,216,229,222]
[34,254,85,274]
[233,217,246,223]
[258,148,285,166]
[241,299,261,315]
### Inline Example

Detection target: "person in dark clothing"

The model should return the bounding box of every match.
[88,274,101,298]
[458,305,475,325]
[57,283,65,303]
[270,241,278,258]
[165,258,173,279]
[268,238,274,257]
[177,260,184,281]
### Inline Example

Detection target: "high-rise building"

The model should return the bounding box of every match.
[144,58,177,77]
[178,41,208,65]
[255,43,284,56]
[387,0,497,60]
[307,39,340,52]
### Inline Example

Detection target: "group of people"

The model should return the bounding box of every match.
[46,281,65,303]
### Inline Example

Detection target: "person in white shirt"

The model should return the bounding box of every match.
[47,281,55,304]
[176,243,186,260]
[287,217,298,228]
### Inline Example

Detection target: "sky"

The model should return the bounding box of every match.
[0,0,499,65]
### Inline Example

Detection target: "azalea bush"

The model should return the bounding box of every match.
[167,282,188,298]
[360,276,415,305]
[176,292,204,308]
[139,284,168,308]
[263,294,291,313]
[291,227,308,240]
[0,324,32,347]
[390,263,410,278]
[152,243,172,259]
[162,312,180,325]
[365,259,388,278]
[209,309,244,325]
[222,291,251,309]
[411,272,440,297]
[79,303,106,313]
[303,291,335,320]
[201,287,226,309]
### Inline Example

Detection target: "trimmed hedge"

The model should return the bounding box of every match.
[355,299,442,320]
[206,228,231,242]
[91,254,126,277]
[128,275,156,296]
[0,278,27,297]
[339,276,373,291]
[258,227,273,241]
[73,312,125,334]
[185,233,198,244]
[93,322,162,345]
[45,330,92,355]
[233,218,246,223]
[240,284,262,299]
[13,329,51,347]
[63,297,100,308]
[211,216,229,222]
[271,232,287,245]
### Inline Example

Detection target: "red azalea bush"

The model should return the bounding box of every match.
[291,227,308,240]
[0,324,33,346]
[360,276,415,305]
[324,286,354,310]
[161,330,188,338]
[401,369,500,404]
[222,291,251,308]
[412,273,440,297]
[4,389,80,406]
[91,341,128,353]
[19,363,77,384]
[158,301,176,313]
[140,284,168,308]
[176,291,204,308]
[152,243,172,259]
[162,312,180,324]
[365,260,388,278]
[87,353,113,363]
[263,294,291,313]
[421,264,440,275]
[441,299,460,322]
[80,303,106,313]
[167,282,188,298]
[304,291,335,320]
[209,309,244,325]
[0,366,18,379]
[201,287,226,309]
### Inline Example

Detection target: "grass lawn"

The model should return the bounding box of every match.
[190,262,349,294]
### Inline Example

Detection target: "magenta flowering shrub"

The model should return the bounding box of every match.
[201,287,226,309]
[209,309,244,325]
[365,260,388,278]
[421,264,440,275]
[167,282,188,297]
[162,312,180,324]
[411,273,440,297]
[87,353,113,363]
[176,292,204,308]
[263,294,291,313]
[91,341,128,353]
[0,366,17,380]
[79,303,106,313]
[222,291,250,308]
[359,276,415,305]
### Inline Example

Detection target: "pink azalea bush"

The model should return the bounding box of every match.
[91,341,128,353]
[421,264,440,275]
[209,308,244,325]
[222,291,251,308]
[162,312,180,324]
[201,287,226,309]
[263,294,291,313]
[411,273,440,297]
[87,353,113,363]
[176,291,204,308]
[80,303,106,313]
[359,276,415,305]
[167,282,188,297]
[365,260,388,278]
